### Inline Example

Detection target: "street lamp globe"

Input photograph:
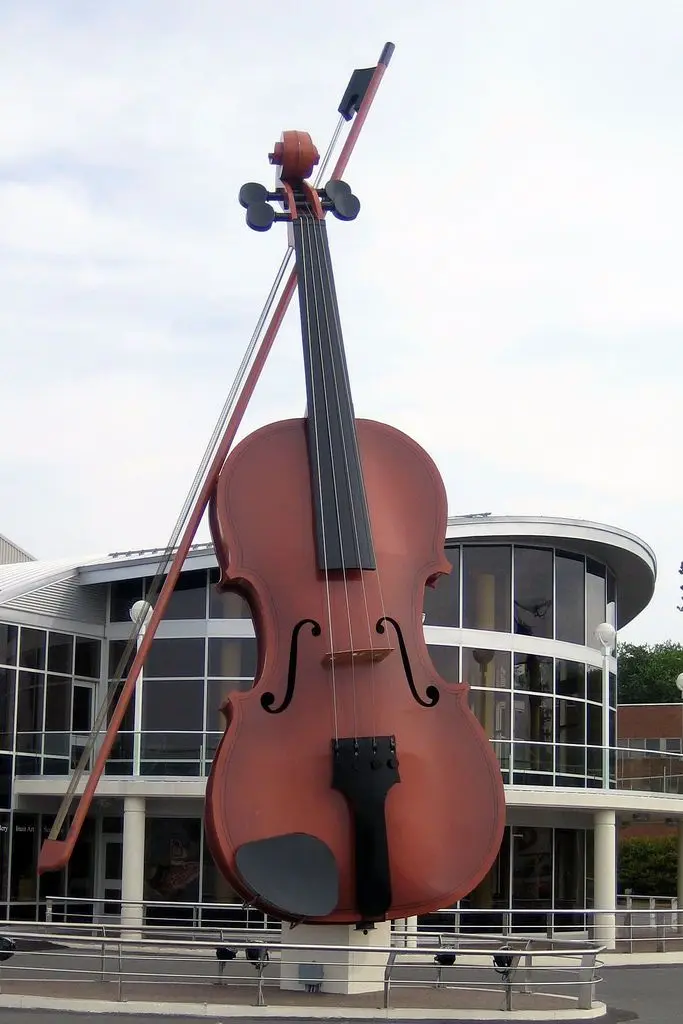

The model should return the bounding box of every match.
[595,622,616,650]
[675,673,683,697]
[129,600,153,628]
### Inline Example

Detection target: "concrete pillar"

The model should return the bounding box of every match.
[677,822,683,928]
[279,921,391,994]
[121,795,146,938]
[394,916,418,948]
[593,809,616,949]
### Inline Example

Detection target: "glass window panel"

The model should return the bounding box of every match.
[145,638,205,678]
[142,678,203,732]
[19,628,45,671]
[555,552,585,645]
[459,827,510,914]
[513,693,553,744]
[556,660,585,700]
[587,666,602,703]
[513,770,554,786]
[201,823,241,906]
[463,648,511,690]
[462,546,511,632]
[109,579,144,623]
[606,571,617,634]
[108,639,135,679]
[586,559,606,651]
[206,679,253,732]
[107,681,134,734]
[0,625,17,666]
[144,818,201,904]
[141,735,202,776]
[45,675,71,732]
[207,638,257,679]
[75,638,101,679]
[11,813,38,905]
[0,669,15,750]
[0,757,11,809]
[513,652,553,693]
[554,829,586,919]
[513,744,553,775]
[155,570,207,620]
[513,547,553,639]
[467,688,511,740]
[423,546,460,626]
[47,633,73,675]
[512,826,552,909]
[16,671,44,752]
[67,817,95,903]
[587,703,601,748]
[72,685,93,733]
[556,744,587,778]
[426,644,460,684]
[208,570,252,619]
[555,698,585,747]
[609,672,617,709]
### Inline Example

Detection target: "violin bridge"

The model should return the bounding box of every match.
[323,646,393,668]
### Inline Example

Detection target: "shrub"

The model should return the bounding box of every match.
[618,836,677,896]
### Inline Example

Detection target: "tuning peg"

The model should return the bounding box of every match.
[245,201,276,232]
[239,182,269,209]
[323,179,360,222]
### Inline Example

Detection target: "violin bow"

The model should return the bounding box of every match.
[38,41,395,875]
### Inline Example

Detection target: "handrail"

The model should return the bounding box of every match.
[0,923,603,1012]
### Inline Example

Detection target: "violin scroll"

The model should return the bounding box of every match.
[269,130,320,181]
[239,131,360,232]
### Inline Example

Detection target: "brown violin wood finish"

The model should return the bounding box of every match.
[205,123,505,924]
[206,416,506,923]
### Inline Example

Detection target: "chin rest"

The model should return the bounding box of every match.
[235,833,339,918]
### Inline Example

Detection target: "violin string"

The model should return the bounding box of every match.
[312,210,377,740]
[302,210,358,739]
[299,209,339,741]
[319,199,394,741]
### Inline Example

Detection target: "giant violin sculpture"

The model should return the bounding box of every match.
[205,131,506,925]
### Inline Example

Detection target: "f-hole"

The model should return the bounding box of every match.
[261,619,321,714]
[376,616,439,708]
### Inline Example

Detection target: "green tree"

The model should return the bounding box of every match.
[618,836,677,895]
[617,642,683,704]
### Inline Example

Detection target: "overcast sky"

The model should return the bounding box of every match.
[0,1,681,645]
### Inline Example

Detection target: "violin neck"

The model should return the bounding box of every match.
[293,212,376,573]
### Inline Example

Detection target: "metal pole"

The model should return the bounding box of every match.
[602,644,610,788]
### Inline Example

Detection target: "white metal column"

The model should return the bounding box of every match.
[593,809,616,949]
[121,795,146,937]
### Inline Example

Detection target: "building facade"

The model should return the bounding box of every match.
[0,514,680,935]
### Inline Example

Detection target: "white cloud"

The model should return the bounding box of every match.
[0,0,681,643]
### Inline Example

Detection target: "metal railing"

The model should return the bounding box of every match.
[0,918,603,1013]
[33,896,683,956]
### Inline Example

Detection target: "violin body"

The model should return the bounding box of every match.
[206,415,505,923]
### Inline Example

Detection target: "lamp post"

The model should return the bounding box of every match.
[129,600,153,776]
[121,599,153,938]
[595,622,616,789]
[677,674,683,926]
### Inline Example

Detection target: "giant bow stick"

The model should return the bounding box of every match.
[38,41,395,875]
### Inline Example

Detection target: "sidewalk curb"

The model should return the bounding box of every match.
[0,993,609,1019]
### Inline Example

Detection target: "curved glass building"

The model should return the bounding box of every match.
[0,513,679,941]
